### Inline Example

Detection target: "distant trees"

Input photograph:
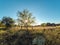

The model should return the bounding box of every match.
[41,23,60,26]
[41,23,47,26]
[0,9,60,29]
[1,16,14,28]
[41,23,56,26]
[17,9,35,26]
[0,9,36,30]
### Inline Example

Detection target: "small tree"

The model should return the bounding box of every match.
[17,9,35,29]
[1,16,14,29]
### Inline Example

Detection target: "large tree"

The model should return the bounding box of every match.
[1,16,14,28]
[17,9,35,26]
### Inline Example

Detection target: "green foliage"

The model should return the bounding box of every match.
[41,23,56,26]
[41,23,47,26]
[17,9,35,26]
[1,16,14,28]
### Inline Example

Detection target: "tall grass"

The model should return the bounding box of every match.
[0,26,60,45]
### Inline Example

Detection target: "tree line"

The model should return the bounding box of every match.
[0,9,60,29]
[0,9,35,29]
[41,23,60,26]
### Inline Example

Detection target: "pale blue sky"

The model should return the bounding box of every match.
[0,0,60,25]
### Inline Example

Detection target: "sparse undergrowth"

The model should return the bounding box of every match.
[0,28,60,45]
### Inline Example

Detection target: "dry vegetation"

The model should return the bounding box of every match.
[0,26,60,45]
[11,26,60,31]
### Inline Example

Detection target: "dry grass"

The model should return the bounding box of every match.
[10,26,60,31]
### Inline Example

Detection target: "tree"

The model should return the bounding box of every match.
[17,9,35,27]
[41,23,56,26]
[41,23,47,26]
[1,16,14,29]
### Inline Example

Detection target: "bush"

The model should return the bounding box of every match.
[0,29,60,45]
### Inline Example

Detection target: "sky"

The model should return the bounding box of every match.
[0,0,60,25]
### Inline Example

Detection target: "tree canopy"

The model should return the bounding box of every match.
[1,16,14,28]
[17,9,35,26]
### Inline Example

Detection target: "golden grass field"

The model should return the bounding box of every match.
[11,26,60,31]
[0,26,60,45]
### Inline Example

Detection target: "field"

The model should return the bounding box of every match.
[11,26,60,31]
[0,26,60,45]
